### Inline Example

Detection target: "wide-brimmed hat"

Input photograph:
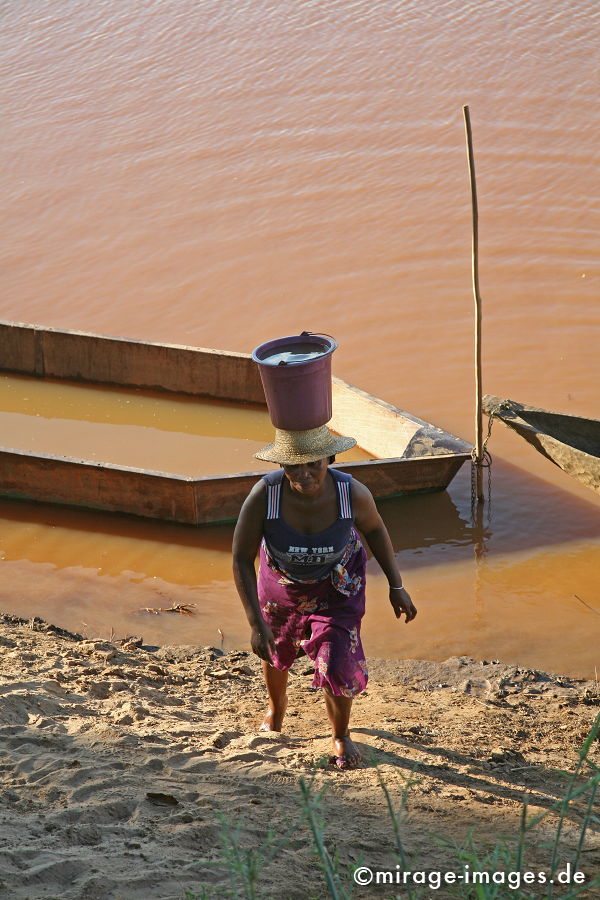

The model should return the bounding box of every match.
[254,425,356,465]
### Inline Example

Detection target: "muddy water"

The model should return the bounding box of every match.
[0,374,370,474]
[1,1,598,676]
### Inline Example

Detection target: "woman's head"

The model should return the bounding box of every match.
[281,457,330,496]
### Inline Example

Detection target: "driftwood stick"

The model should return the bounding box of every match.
[463,105,484,503]
[574,594,600,617]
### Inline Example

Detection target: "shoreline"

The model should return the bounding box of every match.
[0,612,598,899]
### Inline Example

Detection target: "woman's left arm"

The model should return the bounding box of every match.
[352,480,417,623]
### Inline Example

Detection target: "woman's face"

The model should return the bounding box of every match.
[282,458,329,497]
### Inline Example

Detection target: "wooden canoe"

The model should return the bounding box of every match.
[0,321,471,524]
[482,394,600,495]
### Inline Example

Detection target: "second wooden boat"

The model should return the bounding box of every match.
[482,394,600,494]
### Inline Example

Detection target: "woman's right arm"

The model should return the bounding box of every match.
[232,480,275,663]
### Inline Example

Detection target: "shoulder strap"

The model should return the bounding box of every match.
[330,468,353,520]
[262,469,284,520]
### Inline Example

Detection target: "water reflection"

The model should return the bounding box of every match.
[377,489,477,559]
[0,497,233,577]
[379,459,599,568]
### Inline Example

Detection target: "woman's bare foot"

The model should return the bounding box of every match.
[331,733,361,769]
[259,695,288,732]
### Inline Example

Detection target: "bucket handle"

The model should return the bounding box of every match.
[300,330,337,343]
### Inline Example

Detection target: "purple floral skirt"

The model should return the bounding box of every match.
[257,528,368,697]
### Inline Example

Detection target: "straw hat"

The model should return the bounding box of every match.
[254,425,356,465]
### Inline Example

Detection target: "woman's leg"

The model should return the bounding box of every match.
[305,626,366,766]
[322,689,361,767]
[260,660,289,731]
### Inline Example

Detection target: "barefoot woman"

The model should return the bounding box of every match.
[232,425,416,768]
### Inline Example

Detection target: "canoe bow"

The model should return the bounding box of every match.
[482,395,600,494]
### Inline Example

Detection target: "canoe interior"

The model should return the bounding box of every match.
[0,321,472,523]
[503,409,600,458]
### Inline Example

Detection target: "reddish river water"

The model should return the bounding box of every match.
[1,1,598,676]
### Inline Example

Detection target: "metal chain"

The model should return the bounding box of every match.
[470,404,502,520]
[471,447,493,518]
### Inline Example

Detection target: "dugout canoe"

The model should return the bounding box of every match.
[482,394,600,495]
[0,321,471,524]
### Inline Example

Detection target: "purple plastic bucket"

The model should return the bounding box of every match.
[251,332,337,431]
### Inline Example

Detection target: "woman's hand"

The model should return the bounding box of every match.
[250,623,276,663]
[389,586,417,623]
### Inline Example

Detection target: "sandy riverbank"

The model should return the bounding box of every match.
[0,612,598,900]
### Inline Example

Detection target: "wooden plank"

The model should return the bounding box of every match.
[336,455,469,497]
[0,321,264,403]
[329,378,421,457]
[0,449,198,524]
[330,377,470,458]
[0,445,469,525]
[192,473,262,524]
[0,322,39,375]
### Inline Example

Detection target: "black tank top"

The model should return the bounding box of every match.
[262,468,354,582]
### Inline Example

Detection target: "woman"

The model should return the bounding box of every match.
[232,424,416,769]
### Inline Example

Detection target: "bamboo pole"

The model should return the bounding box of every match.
[463,104,484,503]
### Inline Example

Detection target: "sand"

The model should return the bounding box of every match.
[0,612,598,900]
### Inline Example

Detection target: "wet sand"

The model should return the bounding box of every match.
[0,613,598,899]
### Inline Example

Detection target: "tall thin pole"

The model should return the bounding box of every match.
[463,104,484,503]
